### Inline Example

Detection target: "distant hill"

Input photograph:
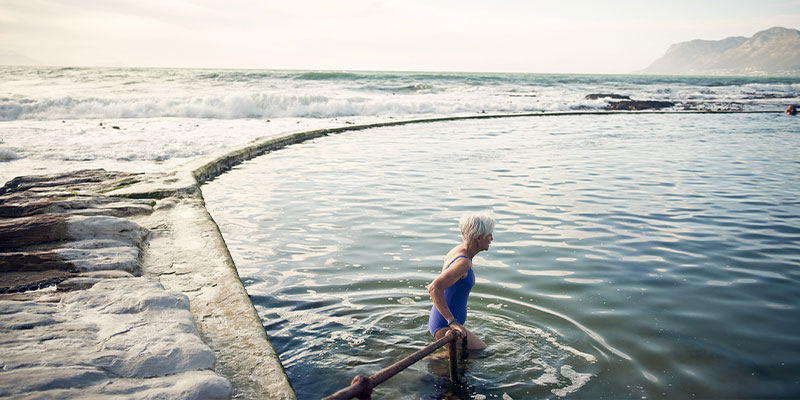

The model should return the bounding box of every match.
[639,27,800,76]
[0,51,42,66]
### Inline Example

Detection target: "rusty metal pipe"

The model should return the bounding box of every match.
[448,336,459,381]
[323,329,464,400]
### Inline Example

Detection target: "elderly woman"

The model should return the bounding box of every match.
[427,213,495,350]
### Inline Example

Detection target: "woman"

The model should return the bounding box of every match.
[427,213,495,350]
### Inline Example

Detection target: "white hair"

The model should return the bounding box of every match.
[459,213,496,243]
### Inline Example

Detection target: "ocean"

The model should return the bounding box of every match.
[2,66,800,399]
[2,66,799,186]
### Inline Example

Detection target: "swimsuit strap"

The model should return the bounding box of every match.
[445,255,468,269]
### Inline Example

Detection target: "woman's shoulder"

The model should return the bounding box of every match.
[443,252,471,268]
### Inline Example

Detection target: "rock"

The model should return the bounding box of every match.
[0,251,75,272]
[0,214,68,251]
[0,270,75,294]
[0,300,58,315]
[63,278,187,313]
[47,197,155,218]
[79,270,134,279]
[0,214,146,253]
[0,169,253,398]
[124,370,231,400]
[0,290,62,302]
[607,100,675,111]
[0,366,109,397]
[57,277,102,291]
[66,239,135,250]
[6,370,231,400]
[63,279,216,376]
[0,309,58,329]
[65,215,148,246]
[0,200,53,218]
[0,278,230,399]
[0,169,140,197]
[57,203,155,217]
[585,93,630,100]
[54,244,141,273]
[0,172,149,292]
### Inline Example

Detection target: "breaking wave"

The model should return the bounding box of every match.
[0,149,19,162]
[0,93,560,121]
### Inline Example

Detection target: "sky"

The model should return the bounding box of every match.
[1,0,799,73]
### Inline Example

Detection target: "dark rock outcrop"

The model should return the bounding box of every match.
[0,169,152,294]
[0,201,53,218]
[0,214,69,250]
[1,270,76,293]
[0,169,140,197]
[0,251,76,272]
[586,93,631,100]
[607,100,675,111]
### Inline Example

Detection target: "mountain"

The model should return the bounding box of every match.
[0,51,42,66]
[639,27,800,76]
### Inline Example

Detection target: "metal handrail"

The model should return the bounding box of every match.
[323,329,466,400]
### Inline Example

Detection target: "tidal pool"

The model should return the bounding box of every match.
[203,113,800,399]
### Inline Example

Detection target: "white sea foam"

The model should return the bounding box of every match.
[0,92,555,121]
[0,117,386,185]
[326,330,365,346]
[551,365,593,397]
[0,149,18,161]
[531,360,560,385]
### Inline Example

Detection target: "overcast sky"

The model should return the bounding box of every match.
[1,0,798,73]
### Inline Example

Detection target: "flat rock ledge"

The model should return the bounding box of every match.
[0,169,295,399]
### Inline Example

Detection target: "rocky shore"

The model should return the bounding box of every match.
[0,169,295,399]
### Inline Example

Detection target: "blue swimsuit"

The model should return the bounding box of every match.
[428,255,475,337]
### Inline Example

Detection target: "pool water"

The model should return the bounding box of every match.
[202,113,800,399]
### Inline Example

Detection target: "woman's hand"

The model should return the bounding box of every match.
[448,321,467,337]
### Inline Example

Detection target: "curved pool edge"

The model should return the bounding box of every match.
[190,110,781,185]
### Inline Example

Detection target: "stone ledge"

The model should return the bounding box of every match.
[0,170,243,399]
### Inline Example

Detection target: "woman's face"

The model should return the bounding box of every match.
[476,233,493,251]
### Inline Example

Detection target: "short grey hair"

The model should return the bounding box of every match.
[459,213,496,243]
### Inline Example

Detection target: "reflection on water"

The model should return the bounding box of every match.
[203,114,800,399]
